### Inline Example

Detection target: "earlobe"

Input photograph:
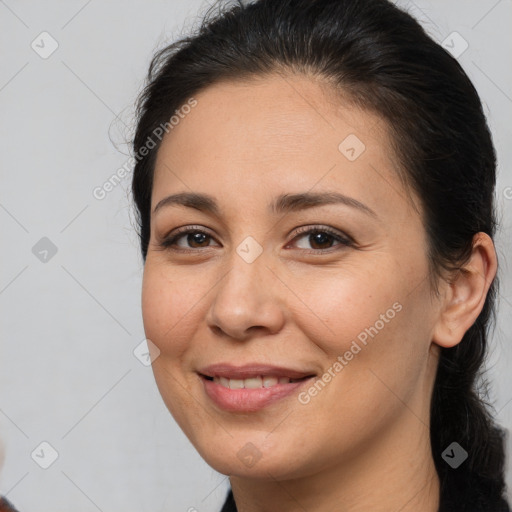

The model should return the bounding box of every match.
[432,232,497,349]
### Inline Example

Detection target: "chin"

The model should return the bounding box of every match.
[193,436,315,481]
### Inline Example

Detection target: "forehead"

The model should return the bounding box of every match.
[158,72,387,157]
[152,72,418,219]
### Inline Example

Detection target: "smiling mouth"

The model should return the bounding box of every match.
[197,362,317,411]
[198,372,316,412]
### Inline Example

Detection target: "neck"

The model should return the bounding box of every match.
[229,409,440,512]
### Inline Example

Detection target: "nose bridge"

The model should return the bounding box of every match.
[207,236,285,338]
[233,238,270,292]
[221,224,270,290]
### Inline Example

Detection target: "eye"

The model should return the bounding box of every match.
[287,225,354,253]
[159,226,218,252]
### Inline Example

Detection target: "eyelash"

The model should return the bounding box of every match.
[159,225,354,255]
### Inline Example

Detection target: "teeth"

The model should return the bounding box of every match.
[244,376,263,389]
[213,375,294,389]
[263,376,278,388]
[229,379,244,389]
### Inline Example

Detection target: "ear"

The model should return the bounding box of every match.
[432,232,497,349]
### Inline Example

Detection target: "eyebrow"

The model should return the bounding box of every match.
[152,191,377,218]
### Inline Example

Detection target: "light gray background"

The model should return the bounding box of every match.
[0,1,511,511]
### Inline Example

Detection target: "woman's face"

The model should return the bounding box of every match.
[142,73,441,479]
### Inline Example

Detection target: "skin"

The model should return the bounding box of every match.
[141,72,497,512]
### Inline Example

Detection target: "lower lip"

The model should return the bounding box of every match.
[200,375,313,412]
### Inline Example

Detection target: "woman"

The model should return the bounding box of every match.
[131,0,511,510]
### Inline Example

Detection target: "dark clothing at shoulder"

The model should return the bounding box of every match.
[220,490,237,512]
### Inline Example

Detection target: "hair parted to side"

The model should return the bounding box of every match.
[131,0,509,506]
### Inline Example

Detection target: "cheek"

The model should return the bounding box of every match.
[291,261,429,405]
[141,263,203,355]
[141,263,206,426]
[292,262,405,356]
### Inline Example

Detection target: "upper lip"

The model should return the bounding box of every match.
[198,363,316,380]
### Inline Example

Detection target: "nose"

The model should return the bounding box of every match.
[205,251,286,341]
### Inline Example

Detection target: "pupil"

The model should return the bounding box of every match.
[189,233,208,247]
[311,232,332,249]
